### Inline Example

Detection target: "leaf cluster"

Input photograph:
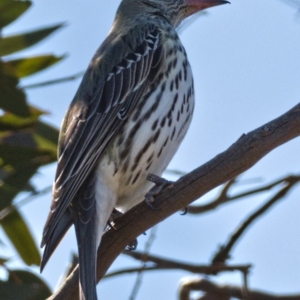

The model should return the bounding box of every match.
[0,1,63,298]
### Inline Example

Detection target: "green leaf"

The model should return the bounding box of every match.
[1,210,41,266]
[0,280,35,300]
[5,54,65,78]
[0,105,46,131]
[0,23,65,56]
[0,138,56,210]
[0,162,40,209]
[0,121,57,209]
[0,61,30,117]
[0,130,57,167]
[0,113,36,131]
[0,0,32,29]
[0,269,51,300]
[34,120,59,149]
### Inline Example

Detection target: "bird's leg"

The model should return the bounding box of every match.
[145,174,174,209]
[106,208,139,250]
[106,208,123,230]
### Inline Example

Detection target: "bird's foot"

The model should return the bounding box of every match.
[145,174,174,209]
[125,239,138,251]
[180,206,189,215]
[107,209,139,250]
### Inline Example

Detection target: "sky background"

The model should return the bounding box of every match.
[1,0,300,299]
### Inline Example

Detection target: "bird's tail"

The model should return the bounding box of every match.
[76,210,98,300]
[71,171,99,300]
[71,169,118,300]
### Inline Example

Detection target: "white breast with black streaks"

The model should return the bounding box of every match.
[96,33,195,213]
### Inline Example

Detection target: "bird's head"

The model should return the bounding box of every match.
[115,0,229,29]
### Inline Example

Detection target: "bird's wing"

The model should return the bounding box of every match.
[41,24,164,249]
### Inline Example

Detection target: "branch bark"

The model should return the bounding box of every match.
[211,175,300,264]
[178,278,300,300]
[103,251,251,278]
[49,103,300,300]
[188,174,299,214]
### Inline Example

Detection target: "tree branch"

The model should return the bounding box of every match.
[178,278,300,300]
[128,227,157,300]
[212,175,300,264]
[188,174,299,214]
[22,72,84,89]
[49,103,300,300]
[102,251,251,278]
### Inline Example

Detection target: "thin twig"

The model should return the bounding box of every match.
[188,175,298,214]
[22,72,84,89]
[164,169,187,176]
[104,251,251,279]
[212,175,300,264]
[104,263,251,279]
[179,278,300,300]
[280,0,300,9]
[242,270,249,300]
[128,226,157,300]
[0,185,52,221]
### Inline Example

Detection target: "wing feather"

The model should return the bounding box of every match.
[112,69,123,106]
[41,25,164,248]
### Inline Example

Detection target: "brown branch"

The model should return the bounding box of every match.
[104,265,172,278]
[212,175,300,264]
[103,263,250,279]
[49,103,300,300]
[106,251,251,276]
[179,278,300,300]
[188,174,298,214]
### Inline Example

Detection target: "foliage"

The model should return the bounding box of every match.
[0,0,62,298]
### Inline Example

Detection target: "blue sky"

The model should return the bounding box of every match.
[2,0,300,299]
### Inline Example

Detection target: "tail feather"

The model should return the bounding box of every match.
[40,209,72,272]
[77,209,98,300]
[71,170,98,300]
[42,168,116,300]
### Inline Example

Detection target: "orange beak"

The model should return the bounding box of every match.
[186,0,230,11]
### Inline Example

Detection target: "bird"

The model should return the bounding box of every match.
[40,0,228,299]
